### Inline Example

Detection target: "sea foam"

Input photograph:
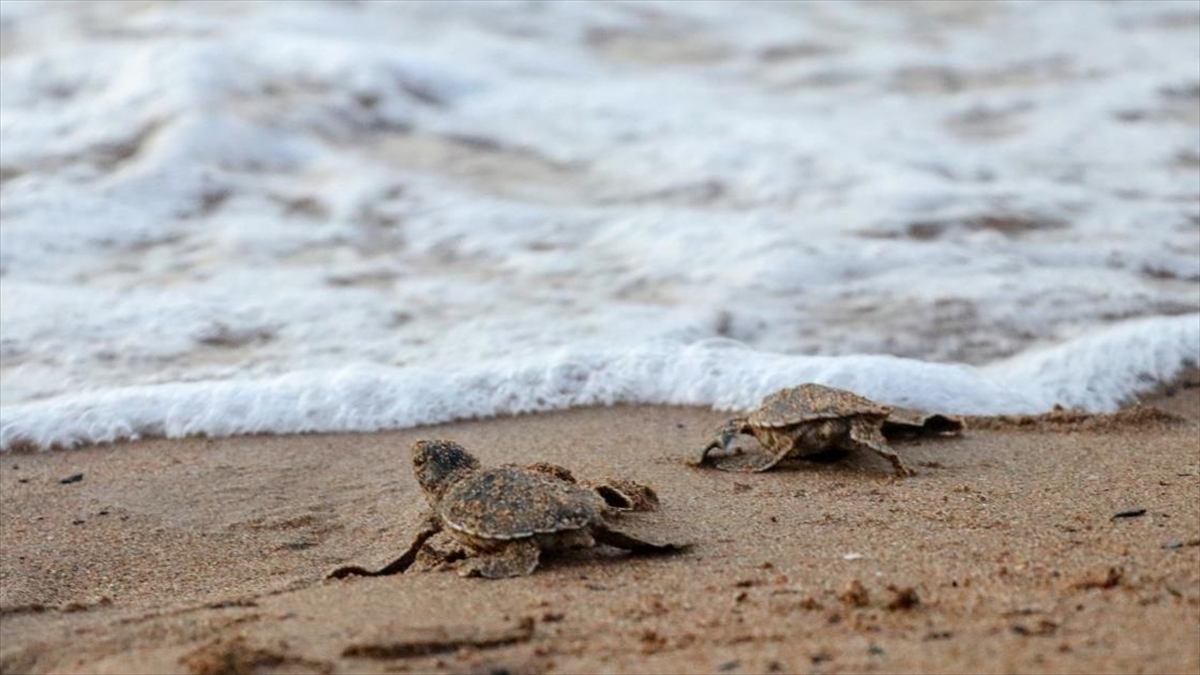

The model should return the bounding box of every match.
[2,314,1196,451]
[1,1,1197,450]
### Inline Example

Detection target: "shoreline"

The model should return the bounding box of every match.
[1,386,1197,674]
[4,324,1197,454]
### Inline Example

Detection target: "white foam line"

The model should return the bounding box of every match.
[986,313,1200,412]
[3,314,1195,451]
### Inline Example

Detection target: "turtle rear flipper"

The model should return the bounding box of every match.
[327,515,442,579]
[517,462,578,483]
[587,478,660,512]
[882,408,965,440]
[460,539,541,579]
[846,418,912,477]
[592,513,690,553]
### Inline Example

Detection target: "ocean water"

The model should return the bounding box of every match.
[1,0,1198,450]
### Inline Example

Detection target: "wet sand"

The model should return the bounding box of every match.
[1,385,1198,674]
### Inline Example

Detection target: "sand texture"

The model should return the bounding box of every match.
[1,386,1198,674]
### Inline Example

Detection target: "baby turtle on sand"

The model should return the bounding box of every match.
[692,383,935,476]
[330,440,686,580]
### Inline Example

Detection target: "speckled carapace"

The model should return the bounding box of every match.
[331,440,687,580]
[692,383,914,475]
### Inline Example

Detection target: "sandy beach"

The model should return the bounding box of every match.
[2,381,1197,675]
[2,3,1198,673]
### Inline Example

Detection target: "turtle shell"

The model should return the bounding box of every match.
[437,466,603,540]
[748,384,891,428]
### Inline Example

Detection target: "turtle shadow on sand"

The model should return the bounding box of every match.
[392,523,687,578]
[690,384,964,476]
[329,441,689,580]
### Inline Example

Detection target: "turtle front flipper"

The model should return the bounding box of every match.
[702,445,791,472]
[689,417,755,467]
[460,539,541,579]
[846,418,913,477]
[327,514,443,579]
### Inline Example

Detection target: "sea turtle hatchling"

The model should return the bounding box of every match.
[692,383,932,476]
[329,440,687,580]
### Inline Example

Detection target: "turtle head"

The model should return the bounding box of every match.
[714,417,751,449]
[411,439,480,498]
